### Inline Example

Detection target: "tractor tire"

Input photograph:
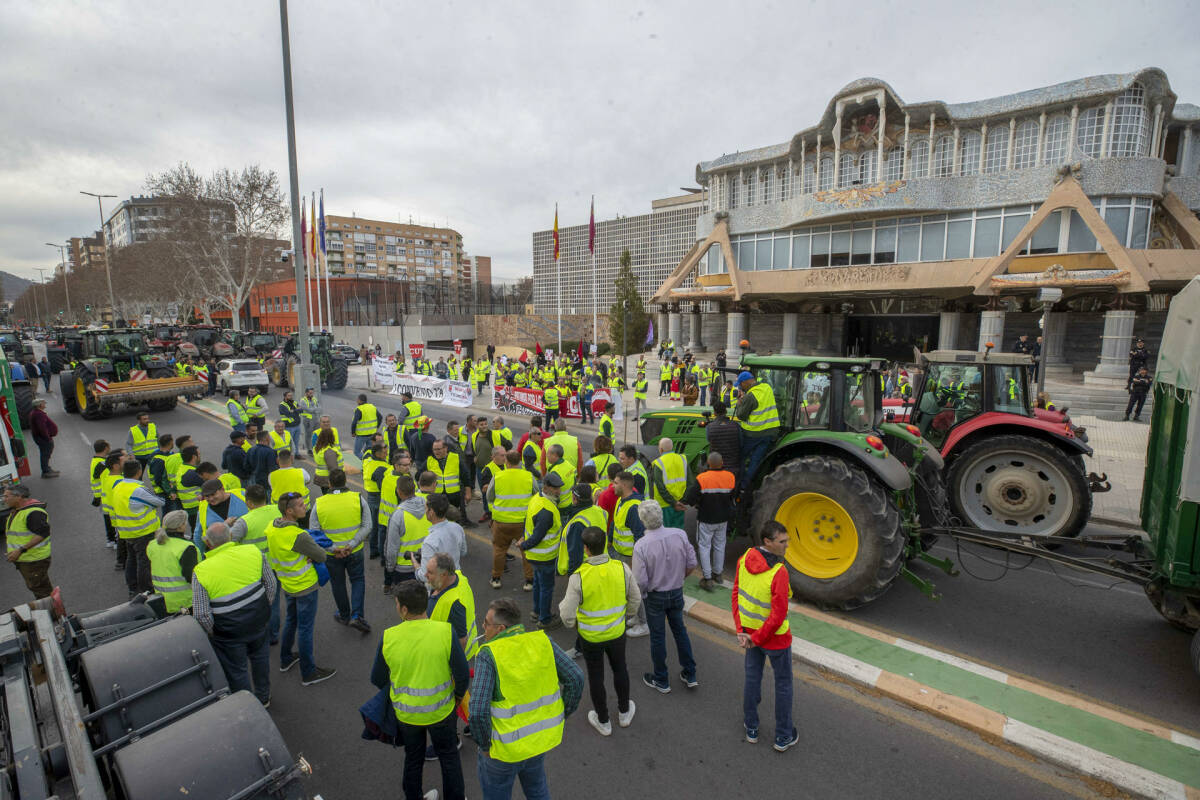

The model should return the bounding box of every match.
[325,360,348,391]
[750,455,906,611]
[947,434,1091,540]
[147,368,178,411]
[913,455,950,551]
[47,347,69,374]
[74,373,106,421]
[60,371,79,413]
[11,382,35,430]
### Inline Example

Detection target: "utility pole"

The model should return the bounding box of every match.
[79,191,117,320]
[278,0,318,397]
[45,243,72,321]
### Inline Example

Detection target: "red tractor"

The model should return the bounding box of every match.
[882,349,1107,539]
[174,325,235,361]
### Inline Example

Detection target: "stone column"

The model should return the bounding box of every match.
[686,310,702,352]
[656,311,668,346]
[1084,309,1136,386]
[1041,311,1071,377]
[726,311,746,358]
[978,310,1005,351]
[667,311,682,348]
[938,311,961,350]
[780,312,799,355]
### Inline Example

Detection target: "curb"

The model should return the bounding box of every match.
[1089,514,1144,531]
[677,585,1200,800]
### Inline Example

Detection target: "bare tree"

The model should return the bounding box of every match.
[146,162,289,330]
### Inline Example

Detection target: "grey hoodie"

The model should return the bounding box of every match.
[384,495,427,571]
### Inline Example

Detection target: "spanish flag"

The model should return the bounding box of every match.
[552,204,559,261]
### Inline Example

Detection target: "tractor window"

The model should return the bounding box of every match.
[95,333,147,354]
[192,330,218,347]
[842,371,875,432]
[754,368,798,429]
[797,371,830,428]
[913,363,983,447]
[991,364,1030,415]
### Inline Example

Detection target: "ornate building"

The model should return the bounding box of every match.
[653,68,1200,385]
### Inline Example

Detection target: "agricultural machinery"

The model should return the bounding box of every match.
[59,328,207,419]
[264,331,348,391]
[224,329,283,359]
[173,324,236,361]
[0,329,37,429]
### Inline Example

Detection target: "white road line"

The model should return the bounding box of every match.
[892,637,1011,684]
[79,431,92,447]
[1171,730,1200,753]
[791,638,883,687]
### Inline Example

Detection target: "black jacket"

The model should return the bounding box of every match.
[222,444,250,481]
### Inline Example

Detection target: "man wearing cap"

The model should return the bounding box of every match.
[4,483,53,599]
[146,510,199,613]
[734,371,780,492]
[520,471,564,629]
[222,431,251,483]
[195,478,249,555]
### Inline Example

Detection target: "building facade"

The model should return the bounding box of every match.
[531,193,704,316]
[653,68,1200,385]
[67,230,106,274]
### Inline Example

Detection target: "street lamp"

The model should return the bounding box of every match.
[34,268,49,326]
[79,191,118,319]
[44,242,72,320]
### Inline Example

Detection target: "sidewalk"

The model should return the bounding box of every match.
[678,577,1200,800]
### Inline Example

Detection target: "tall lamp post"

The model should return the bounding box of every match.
[35,268,51,326]
[44,243,72,321]
[79,191,117,319]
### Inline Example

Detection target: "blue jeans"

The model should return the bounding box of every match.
[353,434,371,460]
[740,432,776,494]
[326,549,366,621]
[34,435,53,475]
[286,425,302,455]
[477,751,549,800]
[231,422,246,433]
[269,581,280,643]
[580,398,594,423]
[644,588,696,686]
[280,590,319,677]
[744,645,794,743]
[212,628,271,703]
[366,494,382,557]
[531,561,556,623]
[699,385,707,405]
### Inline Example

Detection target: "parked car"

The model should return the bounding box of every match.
[332,344,359,364]
[216,358,270,396]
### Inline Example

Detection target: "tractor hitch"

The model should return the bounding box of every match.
[1088,472,1112,493]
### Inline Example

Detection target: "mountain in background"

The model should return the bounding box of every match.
[0,271,32,304]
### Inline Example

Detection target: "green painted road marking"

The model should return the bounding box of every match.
[683,578,1200,787]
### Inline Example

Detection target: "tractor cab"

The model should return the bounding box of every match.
[905,351,1033,449]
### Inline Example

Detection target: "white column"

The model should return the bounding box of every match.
[952,126,961,175]
[815,133,822,189]
[686,310,702,351]
[726,311,746,358]
[668,311,682,347]
[780,312,799,355]
[799,139,807,193]
[1099,99,1114,158]
[928,113,936,165]
[1006,118,1016,170]
[1068,105,1079,158]
[833,109,843,188]
[1041,311,1071,377]
[656,311,668,345]
[876,91,887,177]
[1084,309,1137,385]
[978,310,1005,351]
[1035,111,1047,167]
[938,311,961,350]
[1151,104,1164,159]
[1182,128,1194,177]
[979,123,989,173]
[902,114,911,178]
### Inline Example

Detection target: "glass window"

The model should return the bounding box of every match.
[959,131,981,175]
[1109,83,1148,157]
[921,220,946,260]
[1131,206,1151,248]
[791,234,810,269]
[773,236,790,269]
[1013,120,1039,169]
[984,126,1009,173]
[830,230,851,266]
[851,228,873,264]
[738,239,754,270]
[842,372,876,433]
[838,153,857,188]
[873,225,897,263]
[730,176,739,208]
[909,140,929,178]
[973,216,1001,257]
[777,165,789,201]
[762,170,773,205]
[810,229,831,267]
[1104,204,1131,244]
[946,219,972,258]
[797,371,831,428]
[1029,211,1062,254]
[756,238,773,269]
[1076,107,1105,158]
[897,223,920,262]
[1001,212,1030,251]
[933,135,955,177]
[884,147,904,181]
[818,157,834,190]
[859,150,877,184]
[992,364,1029,416]
[801,159,815,194]
[1042,115,1070,164]
[755,368,798,429]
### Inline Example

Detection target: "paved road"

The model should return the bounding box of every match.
[0,390,1110,799]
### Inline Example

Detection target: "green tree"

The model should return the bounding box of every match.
[607,249,649,357]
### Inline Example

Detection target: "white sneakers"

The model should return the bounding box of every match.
[618,700,636,728]
[590,700,637,736]
[626,623,650,638]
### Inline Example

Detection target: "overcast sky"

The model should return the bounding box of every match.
[2,0,1198,283]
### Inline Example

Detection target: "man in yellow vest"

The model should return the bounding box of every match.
[559,524,640,736]
[468,597,584,798]
[542,381,561,428]
[351,393,381,460]
[193,521,276,706]
[113,459,165,595]
[148,433,178,511]
[240,485,282,643]
[520,472,564,629]
[544,419,581,473]
[384,474,428,590]
[4,483,53,599]
[226,389,250,432]
[428,439,473,528]
[126,411,157,469]
[299,387,321,455]
[545,444,575,513]
[194,478,249,555]
[269,449,312,516]
[312,469,372,633]
[370,579,468,800]
[733,521,797,752]
[485,449,535,591]
[361,442,390,560]
[146,510,199,613]
[269,419,294,459]
[597,403,615,440]
[425,551,479,758]
[100,450,126,565]
[268,492,336,686]
[651,437,688,529]
[89,439,117,549]
[734,371,781,496]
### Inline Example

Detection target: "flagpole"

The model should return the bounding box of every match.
[302,196,314,328]
[591,195,597,351]
[322,190,333,330]
[311,191,322,331]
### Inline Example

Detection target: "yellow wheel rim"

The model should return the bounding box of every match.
[776,493,859,579]
[75,377,89,410]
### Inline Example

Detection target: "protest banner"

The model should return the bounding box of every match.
[491,385,623,420]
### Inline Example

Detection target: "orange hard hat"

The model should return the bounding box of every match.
[739,339,750,348]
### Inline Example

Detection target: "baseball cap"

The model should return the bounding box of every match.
[736,371,754,386]
[573,484,591,502]
[544,472,565,488]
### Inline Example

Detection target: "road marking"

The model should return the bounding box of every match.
[892,637,1011,684]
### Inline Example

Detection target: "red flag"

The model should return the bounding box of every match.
[518,350,528,364]
[577,340,583,361]
[552,205,559,261]
[535,342,543,355]
[588,196,595,253]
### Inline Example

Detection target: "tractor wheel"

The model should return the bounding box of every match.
[146,368,179,411]
[11,382,35,430]
[913,455,950,551]
[47,348,68,374]
[74,373,105,421]
[947,434,1091,539]
[751,455,905,611]
[60,371,79,413]
[325,360,348,390]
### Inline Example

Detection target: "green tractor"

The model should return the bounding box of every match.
[640,355,946,610]
[264,331,348,391]
[224,330,283,360]
[59,329,208,420]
